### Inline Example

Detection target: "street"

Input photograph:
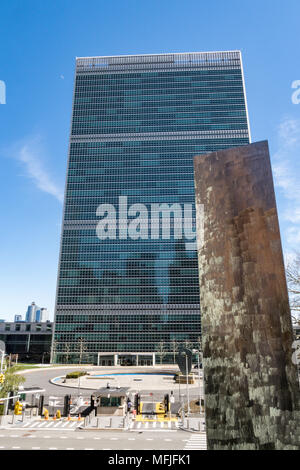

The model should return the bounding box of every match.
[0,428,206,450]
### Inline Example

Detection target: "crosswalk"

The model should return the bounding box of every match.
[184,433,207,450]
[11,419,83,430]
[130,420,179,431]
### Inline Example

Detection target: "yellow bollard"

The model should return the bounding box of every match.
[14,400,23,415]
[43,408,49,420]
[56,410,61,420]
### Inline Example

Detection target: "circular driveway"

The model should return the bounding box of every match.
[21,365,203,399]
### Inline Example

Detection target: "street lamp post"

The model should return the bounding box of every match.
[193,348,202,416]
[185,353,190,416]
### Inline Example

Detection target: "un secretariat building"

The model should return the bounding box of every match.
[52,51,251,365]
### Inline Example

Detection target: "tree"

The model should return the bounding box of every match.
[156,340,167,365]
[0,365,25,399]
[171,339,179,364]
[286,253,300,324]
[51,339,58,364]
[183,339,193,351]
[64,343,71,364]
[77,337,87,364]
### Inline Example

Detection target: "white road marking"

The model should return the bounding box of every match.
[37,422,48,428]
[184,433,207,450]
[29,421,39,428]
[69,421,78,428]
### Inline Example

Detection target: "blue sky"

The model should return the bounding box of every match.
[0,0,299,321]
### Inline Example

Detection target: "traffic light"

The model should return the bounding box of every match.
[38,395,44,416]
[0,373,4,384]
[164,394,169,414]
[63,394,71,417]
[134,393,140,414]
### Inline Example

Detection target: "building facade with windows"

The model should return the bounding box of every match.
[52,51,251,365]
[0,321,53,363]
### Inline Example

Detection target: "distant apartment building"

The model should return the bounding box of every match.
[25,302,49,323]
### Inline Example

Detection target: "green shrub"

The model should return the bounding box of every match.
[65,371,87,379]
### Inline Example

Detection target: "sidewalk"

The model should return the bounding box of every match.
[179,416,206,432]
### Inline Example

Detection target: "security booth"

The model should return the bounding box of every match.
[91,387,130,416]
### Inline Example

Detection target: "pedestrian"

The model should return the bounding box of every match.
[127,400,132,413]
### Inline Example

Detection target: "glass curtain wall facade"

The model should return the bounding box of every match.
[52,51,250,364]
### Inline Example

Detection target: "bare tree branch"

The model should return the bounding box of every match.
[286,252,300,322]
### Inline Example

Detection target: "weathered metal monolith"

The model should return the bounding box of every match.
[194,140,300,450]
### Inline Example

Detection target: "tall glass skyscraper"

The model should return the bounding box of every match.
[52,51,250,365]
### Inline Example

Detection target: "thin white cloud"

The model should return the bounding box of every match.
[6,136,64,203]
[272,116,300,251]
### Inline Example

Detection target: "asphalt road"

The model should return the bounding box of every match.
[0,428,196,450]
[22,367,95,396]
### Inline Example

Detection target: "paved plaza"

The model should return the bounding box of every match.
[50,366,203,393]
